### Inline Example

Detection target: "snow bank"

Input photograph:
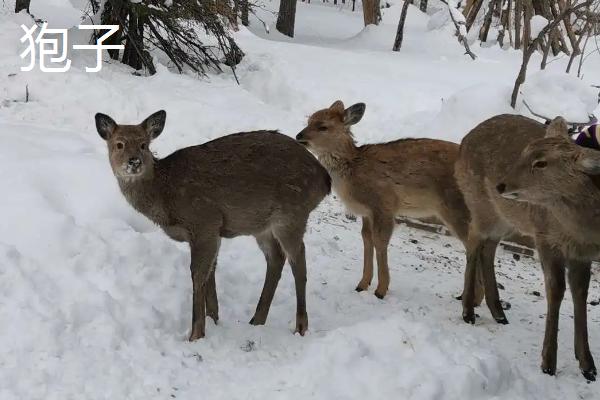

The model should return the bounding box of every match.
[521,71,598,122]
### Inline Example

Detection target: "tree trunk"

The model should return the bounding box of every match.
[420,0,427,13]
[363,0,381,25]
[560,0,579,55]
[465,0,483,31]
[241,0,249,26]
[15,0,31,13]
[122,8,144,71]
[101,0,126,60]
[514,0,522,48]
[479,0,501,42]
[522,0,532,49]
[463,0,475,16]
[276,0,297,37]
[393,0,411,51]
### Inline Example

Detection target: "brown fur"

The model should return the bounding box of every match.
[96,110,330,340]
[297,100,481,302]
[455,114,600,380]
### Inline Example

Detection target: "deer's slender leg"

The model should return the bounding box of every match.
[480,239,507,324]
[275,225,309,335]
[205,259,219,324]
[462,236,483,324]
[568,260,596,381]
[189,236,221,341]
[356,216,374,292]
[538,243,566,376]
[372,213,394,299]
[250,232,286,326]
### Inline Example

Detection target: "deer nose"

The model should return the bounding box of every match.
[296,132,305,141]
[496,183,506,194]
[128,157,141,168]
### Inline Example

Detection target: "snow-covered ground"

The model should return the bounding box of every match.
[2,0,600,399]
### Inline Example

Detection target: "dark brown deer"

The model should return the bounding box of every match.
[95,110,330,340]
[295,101,492,315]
[455,114,600,380]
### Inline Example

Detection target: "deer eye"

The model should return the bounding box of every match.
[115,142,124,150]
[140,143,147,150]
[318,125,328,132]
[533,160,547,169]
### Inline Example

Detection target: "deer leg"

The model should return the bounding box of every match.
[462,237,482,324]
[189,236,221,341]
[274,226,309,336]
[250,232,286,326]
[356,216,374,292]
[437,208,485,308]
[480,239,507,324]
[538,244,566,376]
[205,259,219,324]
[372,214,394,299]
[568,261,596,381]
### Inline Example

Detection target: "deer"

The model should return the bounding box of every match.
[455,113,600,380]
[295,100,495,316]
[95,110,331,340]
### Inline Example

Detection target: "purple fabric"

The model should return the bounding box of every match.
[574,124,600,150]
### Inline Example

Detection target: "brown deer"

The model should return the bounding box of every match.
[95,110,330,340]
[295,101,493,314]
[455,114,600,380]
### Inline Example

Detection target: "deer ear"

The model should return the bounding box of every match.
[330,100,345,114]
[95,113,117,140]
[141,110,166,139]
[344,103,366,126]
[576,148,600,175]
[545,117,569,140]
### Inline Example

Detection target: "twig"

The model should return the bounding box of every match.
[448,2,477,60]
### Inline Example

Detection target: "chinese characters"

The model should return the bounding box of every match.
[20,23,124,73]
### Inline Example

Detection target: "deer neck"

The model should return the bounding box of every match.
[117,162,167,226]
[549,188,600,245]
[317,139,357,179]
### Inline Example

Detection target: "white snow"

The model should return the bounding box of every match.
[1,0,600,399]
[530,15,549,39]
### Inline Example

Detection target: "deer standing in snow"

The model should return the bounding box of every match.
[296,101,490,312]
[95,110,330,340]
[455,114,600,380]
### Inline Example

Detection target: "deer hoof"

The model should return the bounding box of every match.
[495,317,509,325]
[295,314,308,336]
[542,367,556,376]
[355,286,366,292]
[189,328,205,341]
[374,291,385,300]
[582,367,597,381]
[463,313,476,324]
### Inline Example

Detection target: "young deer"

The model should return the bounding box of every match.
[455,114,600,380]
[296,101,486,306]
[95,110,330,340]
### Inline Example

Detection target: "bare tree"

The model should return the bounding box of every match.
[449,1,477,59]
[363,0,382,25]
[393,0,411,51]
[277,0,297,37]
[510,0,592,108]
[98,0,243,77]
